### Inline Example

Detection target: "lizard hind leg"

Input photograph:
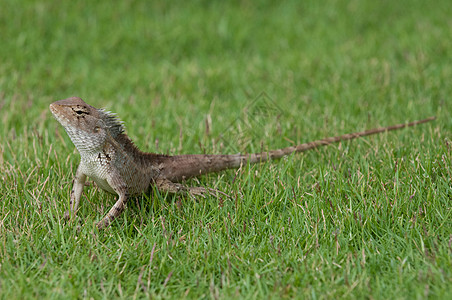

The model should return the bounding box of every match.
[154,178,228,199]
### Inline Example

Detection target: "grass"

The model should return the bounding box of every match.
[0,0,451,298]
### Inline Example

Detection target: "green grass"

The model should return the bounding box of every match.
[1,0,451,298]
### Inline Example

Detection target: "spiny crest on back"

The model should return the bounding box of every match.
[97,108,143,155]
[99,109,125,136]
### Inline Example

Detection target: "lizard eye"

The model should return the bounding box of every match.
[72,106,89,115]
[94,126,101,132]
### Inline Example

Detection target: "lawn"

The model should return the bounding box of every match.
[0,0,451,298]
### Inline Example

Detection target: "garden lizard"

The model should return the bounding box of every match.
[50,97,435,229]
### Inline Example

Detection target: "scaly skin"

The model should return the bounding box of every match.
[49,97,435,229]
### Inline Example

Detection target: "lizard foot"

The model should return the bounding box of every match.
[64,210,79,221]
[155,178,229,199]
[188,186,230,199]
[96,218,110,230]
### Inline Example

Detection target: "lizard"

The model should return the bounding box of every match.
[49,97,435,229]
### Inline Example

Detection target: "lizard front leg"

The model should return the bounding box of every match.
[97,171,129,229]
[97,192,128,229]
[64,165,87,219]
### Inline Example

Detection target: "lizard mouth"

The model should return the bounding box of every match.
[49,103,58,115]
[49,103,67,125]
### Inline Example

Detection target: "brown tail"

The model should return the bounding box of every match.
[160,116,435,181]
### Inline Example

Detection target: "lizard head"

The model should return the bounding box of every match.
[50,97,124,153]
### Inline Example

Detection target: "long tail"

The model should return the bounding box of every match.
[160,116,435,182]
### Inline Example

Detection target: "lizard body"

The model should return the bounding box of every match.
[49,97,435,228]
